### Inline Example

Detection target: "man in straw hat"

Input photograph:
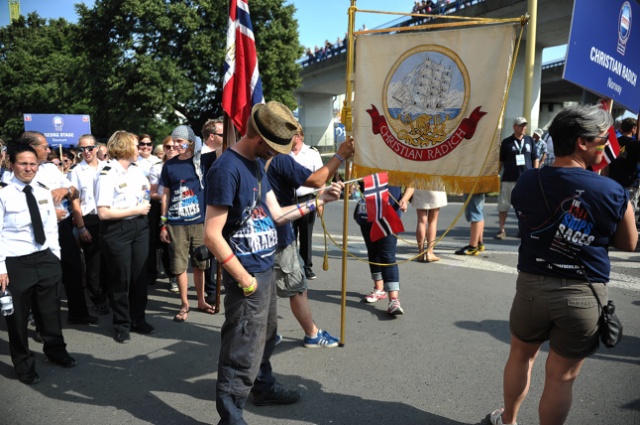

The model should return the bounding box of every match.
[204,101,345,424]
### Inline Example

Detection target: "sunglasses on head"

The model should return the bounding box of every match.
[139,142,153,147]
[79,146,96,153]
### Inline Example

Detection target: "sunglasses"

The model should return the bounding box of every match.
[164,145,176,150]
[63,159,71,163]
[139,142,153,147]
[79,146,96,152]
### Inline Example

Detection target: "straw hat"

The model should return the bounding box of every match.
[250,101,298,154]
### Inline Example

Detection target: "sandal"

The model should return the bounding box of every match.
[197,305,216,315]
[174,308,189,322]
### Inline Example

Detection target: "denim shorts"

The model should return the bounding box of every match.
[274,243,307,297]
[510,272,606,358]
[464,193,485,222]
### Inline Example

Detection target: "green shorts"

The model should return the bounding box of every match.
[167,223,208,275]
[510,272,606,358]
[274,243,307,298]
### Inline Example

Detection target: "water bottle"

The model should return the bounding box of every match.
[143,190,151,202]
[0,288,14,316]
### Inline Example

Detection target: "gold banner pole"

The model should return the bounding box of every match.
[338,0,357,347]
[523,0,537,123]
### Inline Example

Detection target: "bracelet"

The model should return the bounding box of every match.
[333,153,344,163]
[78,226,88,233]
[296,203,304,216]
[239,277,256,293]
[220,253,235,265]
[160,225,167,231]
[305,199,317,213]
[160,215,168,223]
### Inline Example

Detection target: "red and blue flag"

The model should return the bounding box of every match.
[363,172,404,242]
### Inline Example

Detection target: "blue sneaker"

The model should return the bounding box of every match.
[275,334,283,345]
[303,329,339,348]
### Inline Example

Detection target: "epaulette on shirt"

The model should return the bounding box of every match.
[0,182,7,189]
[37,181,50,190]
[69,163,77,170]
[130,162,138,166]
[100,166,112,175]
[310,146,319,153]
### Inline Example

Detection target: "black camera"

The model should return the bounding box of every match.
[193,245,214,262]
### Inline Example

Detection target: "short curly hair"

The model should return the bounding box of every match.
[107,130,137,160]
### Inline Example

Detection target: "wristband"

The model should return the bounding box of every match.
[160,215,168,223]
[78,226,88,233]
[239,277,256,293]
[220,253,235,265]
[160,225,167,232]
[296,203,304,216]
[333,153,344,163]
[305,199,317,213]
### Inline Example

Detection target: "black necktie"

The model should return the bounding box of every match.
[23,185,46,245]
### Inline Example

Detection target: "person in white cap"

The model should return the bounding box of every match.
[203,101,344,425]
[532,128,547,167]
[495,117,539,239]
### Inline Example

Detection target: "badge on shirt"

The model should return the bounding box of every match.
[118,182,127,189]
[515,154,525,166]
[38,199,49,205]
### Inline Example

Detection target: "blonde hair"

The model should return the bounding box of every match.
[107,130,137,160]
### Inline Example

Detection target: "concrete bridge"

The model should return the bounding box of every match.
[296,0,576,148]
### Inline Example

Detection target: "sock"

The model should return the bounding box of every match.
[306,330,319,339]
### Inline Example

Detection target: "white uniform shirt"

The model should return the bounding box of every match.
[290,144,323,197]
[68,160,105,216]
[0,176,61,274]
[3,162,74,220]
[94,161,149,217]
[137,154,162,178]
[149,161,163,186]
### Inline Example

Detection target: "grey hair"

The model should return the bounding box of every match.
[549,105,613,157]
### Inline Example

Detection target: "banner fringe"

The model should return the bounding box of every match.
[352,165,500,193]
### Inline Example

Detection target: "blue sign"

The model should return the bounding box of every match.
[23,114,92,148]
[564,0,640,114]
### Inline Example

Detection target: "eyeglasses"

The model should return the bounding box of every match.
[34,144,51,150]
[139,142,153,147]
[164,145,176,150]
[592,134,609,143]
[214,133,223,137]
[79,146,96,152]
[63,159,71,164]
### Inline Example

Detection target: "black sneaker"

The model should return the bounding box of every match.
[114,332,131,344]
[252,382,301,406]
[454,245,479,256]
[68,315,99,325]
[305,269,317,280]
[131,322,155,335]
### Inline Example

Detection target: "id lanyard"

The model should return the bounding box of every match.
[514,139,526,166]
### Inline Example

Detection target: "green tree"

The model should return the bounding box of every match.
[76,0,303,139]
[0,14,89,140]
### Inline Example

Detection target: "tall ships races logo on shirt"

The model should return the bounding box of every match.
[366,45,486,162]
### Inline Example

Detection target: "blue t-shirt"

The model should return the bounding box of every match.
[265,155,313,248]
[500,135,538,182]
[206,150,277,273]
[512,167,628,283]
[159,156,205,225]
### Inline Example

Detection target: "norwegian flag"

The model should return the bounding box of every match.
[363,172,404,242]
[591,98,620,173]
[222,0,264,135]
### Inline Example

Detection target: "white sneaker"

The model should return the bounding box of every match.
[490,408,517,425]
[387,298,404,315]
[364,289,387,303]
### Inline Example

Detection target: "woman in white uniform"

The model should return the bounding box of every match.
[94,131,152,344]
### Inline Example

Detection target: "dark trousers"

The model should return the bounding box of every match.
[4,249,68,377]
[147,200,162,283]
[81,214,108,305]
[216,269,277,425]
[359,222,400,283]
[203,259,218,301]
[292,196,316,271]
[100,216,149,334]
[58,217,90,319]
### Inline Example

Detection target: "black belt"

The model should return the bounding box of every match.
[10,248,51,260]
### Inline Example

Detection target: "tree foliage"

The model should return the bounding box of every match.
[0,0,303,142]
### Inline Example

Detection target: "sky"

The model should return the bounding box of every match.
[0,0,566,62]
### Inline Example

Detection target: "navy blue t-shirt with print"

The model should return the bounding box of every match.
[512,167,628,283]
[159,156,205,225]
[265,155,313,249]
[500,135,538,182]
[206,149,277,274]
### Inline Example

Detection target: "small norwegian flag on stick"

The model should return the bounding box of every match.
[363,172,404,242]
